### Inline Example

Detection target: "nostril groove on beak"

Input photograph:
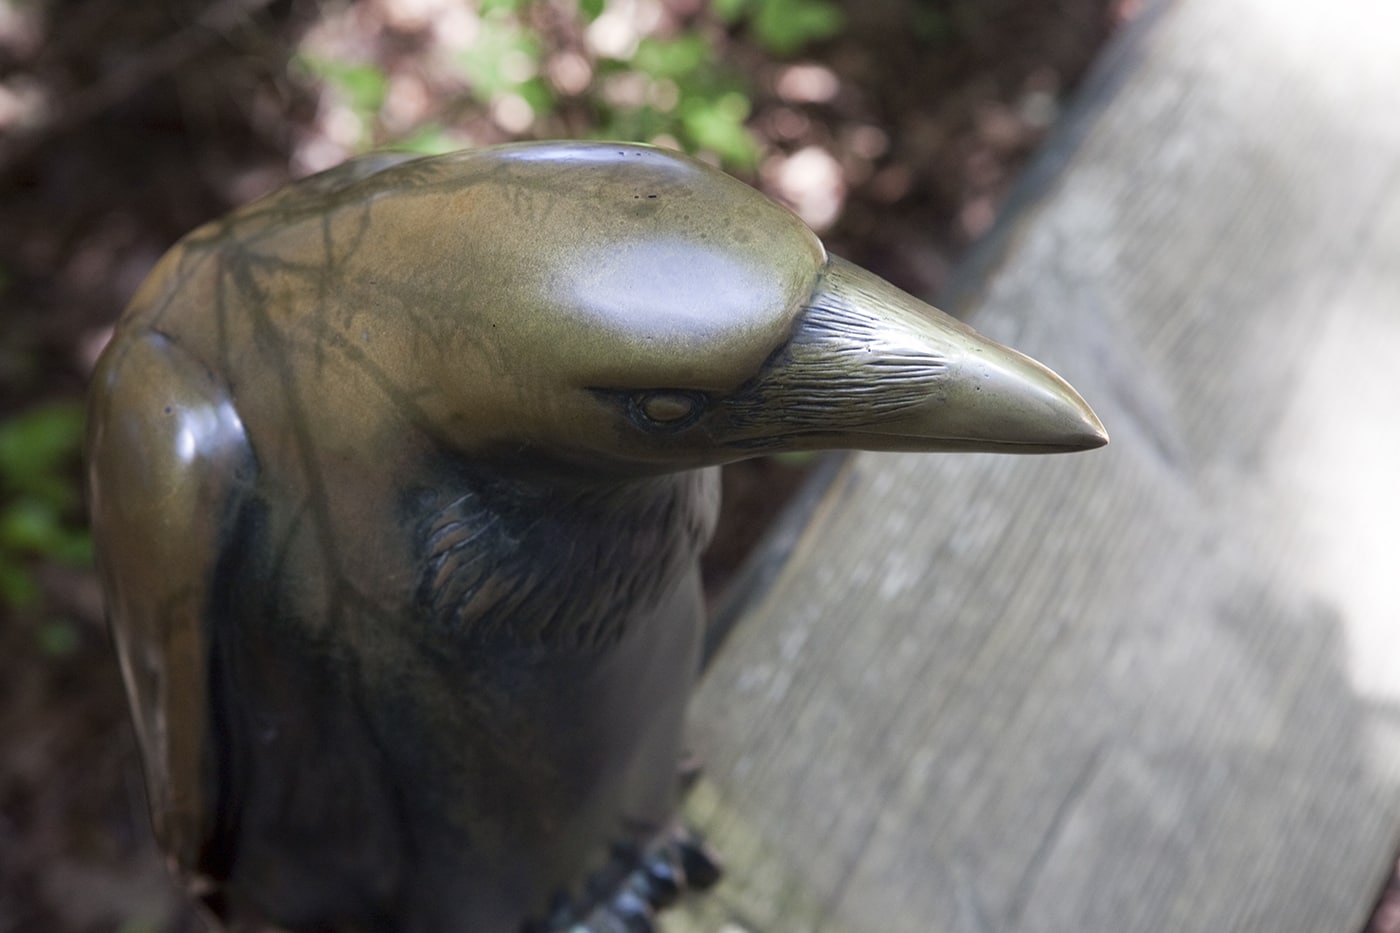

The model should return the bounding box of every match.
[721,295,951,440]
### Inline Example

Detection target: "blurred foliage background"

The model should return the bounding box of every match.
[0,0,1125,929]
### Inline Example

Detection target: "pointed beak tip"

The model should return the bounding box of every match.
[971,355,1109,454]
[1067,406,1109,452]
[1034,390,1108,454]
[1069,423,1110,452]
[1089,420,1110,449]
[1009,417,1107,455]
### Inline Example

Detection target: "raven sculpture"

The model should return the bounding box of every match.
[86,142,1105,932]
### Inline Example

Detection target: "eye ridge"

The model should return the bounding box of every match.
[628,390,707,433]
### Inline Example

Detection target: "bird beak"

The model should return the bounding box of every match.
[725,256,1107,455]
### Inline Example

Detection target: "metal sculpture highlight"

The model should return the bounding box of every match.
[86,142,1105,932]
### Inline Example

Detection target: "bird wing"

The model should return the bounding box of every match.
[87,328,255,873]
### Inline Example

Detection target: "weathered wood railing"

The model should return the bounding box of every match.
[677,0,1400,929]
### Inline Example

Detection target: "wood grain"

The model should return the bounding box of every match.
[677,0,1400,929]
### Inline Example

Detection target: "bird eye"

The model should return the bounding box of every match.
[629,391,705,432]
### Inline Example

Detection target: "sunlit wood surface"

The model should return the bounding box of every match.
[676,0,1400,929]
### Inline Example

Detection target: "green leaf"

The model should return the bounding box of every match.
[515,76,556,114]
[337,65,389,116]
[752,0,844,56]
[712,0,750,23]
[296,54,388,118]
[393,125,460,155]
[49,528,93,566]
[0,559,37,609]
[455,15,543,100]
[1,499,65,553]
[0,497,92,563]
[0,402,85,499]
[680,92,758,169]
[593,106,671,145]
[630,35,711,80]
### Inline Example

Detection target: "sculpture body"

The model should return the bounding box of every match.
[86,142,1105,931]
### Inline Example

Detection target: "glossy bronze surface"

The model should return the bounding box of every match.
[86,141,1105,932]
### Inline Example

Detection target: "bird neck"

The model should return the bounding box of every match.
[413,465,719,656]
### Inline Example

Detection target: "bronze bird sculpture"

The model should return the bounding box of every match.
[86,142,1106,932]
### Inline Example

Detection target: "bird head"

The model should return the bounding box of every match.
[285,142,1105,477]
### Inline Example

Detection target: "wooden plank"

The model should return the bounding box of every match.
[675,0,1400,929]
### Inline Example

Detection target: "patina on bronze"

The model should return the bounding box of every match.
[86,141,1106,932]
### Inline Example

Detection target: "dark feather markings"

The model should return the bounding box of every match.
[415,472,710,653]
